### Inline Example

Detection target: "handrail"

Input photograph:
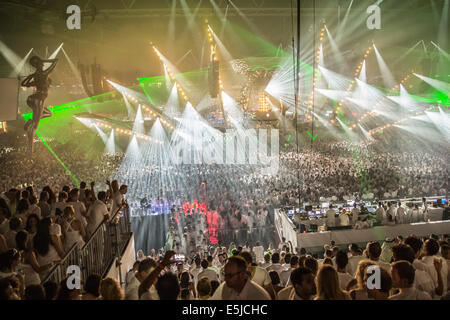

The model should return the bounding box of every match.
[41,204,132,287]
[41,242,79,284]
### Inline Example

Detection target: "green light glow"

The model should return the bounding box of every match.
[35,131,79,185]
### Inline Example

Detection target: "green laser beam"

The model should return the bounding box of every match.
[35,131,79,186]
[251,64,281,71]
[306,130,317,141]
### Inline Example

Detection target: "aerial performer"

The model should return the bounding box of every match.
[20,55,58,154]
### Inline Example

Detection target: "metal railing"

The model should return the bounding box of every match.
[42,205,132,286]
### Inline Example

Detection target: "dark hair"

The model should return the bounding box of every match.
[43,281,58,300]
[378,268,393,294]
[25,214,40,233]
[15,230,29,252]
[9,217,21,231]
[210,280,220,295]
[239,251,253,265]
[180,288,190,299]
[424,238,440,256]
[290,267,313,286]
[0,249,21,271]
[264,253,271,262]
[80,182,87,189]
[138,258,156,273]
[284,253,292,264]
[56,277,78,300]
[392,261,415,285]
[323,258,334,266]
[197,277,211,297]
[98,191,107,201]
[33,218,52,256]
[367,241,382,259]
[226,256,248,273]
[269,270,281,285]
[207,255,213,263]
[84,274,101,297]
[62,186,70,193]
[201,259,209,269]
[39,191,49,202]
[304,257,318,274]
[24,284,46,300]
[324,249,333,258]
[271,252,280,264]
[179,271,191,288]
[391,244,415,264]
[335,251,349,269]
[404,236,422,254]
[42,186,56,204]
[290,255,299,267]
[155,272,180,300]
[17,199,29,214]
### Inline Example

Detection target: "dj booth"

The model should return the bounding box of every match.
[274,208,450,251]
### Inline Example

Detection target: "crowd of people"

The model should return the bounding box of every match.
[2,229,449,300]
[0,178,129,298]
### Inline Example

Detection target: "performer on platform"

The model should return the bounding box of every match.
[20,55,58,153]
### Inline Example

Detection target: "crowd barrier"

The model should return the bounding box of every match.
[42,206,132,287]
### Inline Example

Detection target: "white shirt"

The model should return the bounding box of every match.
[253,246,265,263]
[67,201,87,227]
[266,263,285,275]
[86,200,108,236]
[339,214,350,226]
[337,271,353,291]
[279,266,292,287]
[396,207,405,224]
[375,207,385,224]
[351,208,359,224]
[198,267,219,282]
[250,266,272,287]
[111,191,123,216]
[348,255,365,276]
[389,287,432,300]
[211,279,271,300]
[421,255,448,294]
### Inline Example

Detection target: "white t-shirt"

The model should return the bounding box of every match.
[86,200,108,236]
[198,268,219,282]
[389,287,432,300]
[210,279,271,300]
[337,271,353,291]
[253,246,265,263]
[250,266,272,287]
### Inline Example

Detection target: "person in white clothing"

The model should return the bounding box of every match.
[365,241,391,272]
[67,188,87,228]
[325,204,336,228]
[198,259,219,282]
[391,243,442,298]
[266,252,284,275]
[61,206,86,252]
[238,251,274,299]
[210,256,271,300]
[15,230,56,286]
[347,244,364,276]
[421,239,448,294]
[86,192,109,238]
[374,202,385,225]
[278,267,316,300]
[389,261,432,300]
[335,251,353,291]
[252,242,265,264]
[395,201,405,224]
[280,255,299,287]
[125,258,159,300]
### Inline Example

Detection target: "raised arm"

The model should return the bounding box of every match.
[138,251,175,298]
[43,58,58,74]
